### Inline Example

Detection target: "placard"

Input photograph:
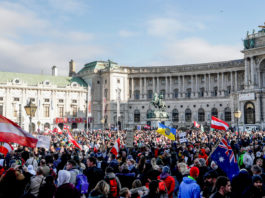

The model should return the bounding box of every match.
[36,135,51,150]
[179,132,187,143]
[126,130,135,148]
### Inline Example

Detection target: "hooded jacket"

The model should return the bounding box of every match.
[178,176,200,198]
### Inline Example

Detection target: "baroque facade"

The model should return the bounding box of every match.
[1,26,265,131]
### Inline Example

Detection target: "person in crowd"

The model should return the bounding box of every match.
[85,156,105,193]
[242,175,265,198]
[104,166,121,198]
[40,159,50,177]
[178,166,201,198]
[89,180,110,198]
[25,153,38,171]
[158,166,175,198]
[29,167,45,197]
[231,169,252,198]
[116,163,136,188]
[38,175,57,198]
[210,176,231,198]
[66,159,80,185]
[142,180,160,198]
[119,187,132,198]
[243,147,254,169]
[202,170,218,198]
[130,179,149,198]
[55,170,80,198]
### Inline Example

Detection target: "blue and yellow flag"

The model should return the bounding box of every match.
[156,123,176,141]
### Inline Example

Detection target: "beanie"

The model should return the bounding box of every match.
[162,166,170,174]
[190,167,200,178]
[252,175,263,183]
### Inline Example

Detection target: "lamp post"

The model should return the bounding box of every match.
[234,110,242,134]
[24,101,37,133]
[116,88,121,130]
[37,121,41,133]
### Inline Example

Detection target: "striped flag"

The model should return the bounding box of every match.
[0,143,14,156]
[110,138,120,157]
[0,115,38,148]
[67,130,82,150]
[211,116,229,131]
[193,121,200,128]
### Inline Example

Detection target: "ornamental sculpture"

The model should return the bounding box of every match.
[150,93,169,120]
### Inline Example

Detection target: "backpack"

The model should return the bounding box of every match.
[105,177,119,198]
[76,174,89,194]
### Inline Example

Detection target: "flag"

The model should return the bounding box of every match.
[0,115,38,148]
[144,125,151,130]
[0,143,14,156]
[211,137,239,180]
[201,124,204,132]
[193,121,200,128]
[110,138,120,157]
[156,123,176,141]
[53,126,62,134]
[67,130,82,150]
[211,116,229,131]
[63,125,70,131]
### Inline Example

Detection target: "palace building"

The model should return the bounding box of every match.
[1,26,265,131]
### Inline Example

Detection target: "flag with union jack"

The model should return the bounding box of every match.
[210,137,239,180]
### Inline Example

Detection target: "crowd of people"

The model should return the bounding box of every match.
[0,128,264,198]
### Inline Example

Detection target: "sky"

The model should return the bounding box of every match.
[0,0,264,76]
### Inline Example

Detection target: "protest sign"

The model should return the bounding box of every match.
[126,130,135,148]
[36,135,51,150]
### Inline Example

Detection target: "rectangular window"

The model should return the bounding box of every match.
[14,97,19,102]
[30,98,35,102]
[161,79,165,85]
[0,105,3,115]
[117,79,120,84]
[72,106,77,117]
[59,106,64,117]
[58,99,64,103]
[174,79,178,84]
[44,99,50,102]
[0,97,3,101]
[148,90,153,99]
[72,99,77,103]
[44,105,50,117]
[148,79,152,86]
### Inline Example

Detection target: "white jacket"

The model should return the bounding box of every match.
[243,152,254,168]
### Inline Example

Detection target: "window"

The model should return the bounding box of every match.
[213,87,218,96]
[172,109,179,122]
[244,102,255,124]
[173,89,178,98]
[185,108,192,122]
[44,99,50,102]
[105,80,107,84]
[104,89,108,98]
[188,77,191,84]
[0,97,3,101]
[30,98,35,102]
[0,105,3,115]
[199,88,205,97]
[214,76,217,82]
[147,109,154,119]
[147,90,153,99]
[160,90,166,98]
[14,97,19,102]
[44,105,50,117]
[148,79,152,86]
[174,79,178,84]
[13,104,17,117]
[134,110,140,122]
[225,86,231,96]
[186,88,191,98]
[134,90,140,100]
[198,108,205,122]
[161,79,165,85]
[97,81,100,84]
[224,107,231,122]
[211,108,218,118]
[59,99,64,103]
[59,106,64,117]
[72,99,77,103]
[117,79,120,84]
[72,106,77,117]
[201,76,205,83]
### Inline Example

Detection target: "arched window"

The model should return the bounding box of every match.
[134,109,140,122]
[147,109,154,119]
[147,90,153,99]
[224,107,231,122]
[134,90,140,100]
[244,102,255,124]
[172,109,179,122]
[185,108,192,122]
[44,123,50,129]
[211,108,218,118]
[160,90,166,98]
[72,123,77,129]
[173,89,178,98]
[198,108,205,122]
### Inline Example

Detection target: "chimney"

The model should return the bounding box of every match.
[52,66,58,76]
[69,59,76,77]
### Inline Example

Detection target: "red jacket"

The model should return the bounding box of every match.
[158,175,175,198]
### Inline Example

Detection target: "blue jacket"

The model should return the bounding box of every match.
[178,176,201,198]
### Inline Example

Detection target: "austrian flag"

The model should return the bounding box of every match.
[110,138,120,157]
[193,121,200,128]
[211,116,229,131]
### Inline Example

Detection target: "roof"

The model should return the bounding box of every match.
[78,60,118,74]
[0,71,87,87]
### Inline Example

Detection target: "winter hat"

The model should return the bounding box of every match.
[27,165,36,175]
[190,167,200,178]
[252,175,263,183]
[162,166,170,174]
[256,151,262,158]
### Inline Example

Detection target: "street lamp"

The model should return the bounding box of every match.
[24,101,37,133]
[234,110,242,133]
[37,121,41,133]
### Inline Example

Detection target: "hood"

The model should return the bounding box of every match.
[200,149,206,155]
[183,176,196,184]
[105,172,116,179]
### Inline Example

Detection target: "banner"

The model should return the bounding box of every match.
[36,135,51,150]
[179,132,187,143]
[126,130,134,148]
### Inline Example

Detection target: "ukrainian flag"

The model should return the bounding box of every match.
[156,123,176,141]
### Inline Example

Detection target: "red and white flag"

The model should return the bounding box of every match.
[211,116,229,131]
[0,143,14,156]
[0,115,38,148]
[144,125,151,130]
[110,138,120,157]
[67,130,82,150]
[53,126,62,134]
[193,121,200,128]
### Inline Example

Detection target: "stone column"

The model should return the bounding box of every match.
[195,75,198,97]
[221,73,224,96]
[144,77,147,100]
[191,75,194,97]
[250,57,255,87]
[231,72,233,91]
[157,77,160,94]
[178,76,181,97]
[131,78,134,100]
[235,71,238,91]
[257,93,261,123]
[152,77,155,95]
[208,74,211,95]
[165,76,168,99]
[139,77,142,99]
[169,76,172,99]
[204,74,207,96]
[182,76,185,98]
[244,59,249,86]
